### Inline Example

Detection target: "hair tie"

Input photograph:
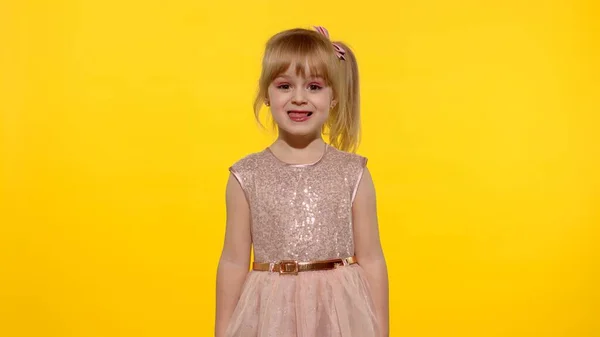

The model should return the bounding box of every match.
[313,26,346,60]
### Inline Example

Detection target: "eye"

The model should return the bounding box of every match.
[308,84,322,91]
[276,84,291,90]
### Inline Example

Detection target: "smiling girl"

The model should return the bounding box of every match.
[215,26,389,337]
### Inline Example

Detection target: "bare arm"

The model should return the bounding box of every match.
[215,173,252,337]
[353,168,389,337]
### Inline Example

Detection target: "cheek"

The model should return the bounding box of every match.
[268,91,286,105]
[271,99,288,111]
[318,90,333,106]
[317,96,332,109]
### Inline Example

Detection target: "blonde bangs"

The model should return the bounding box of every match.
[263,41,334,85]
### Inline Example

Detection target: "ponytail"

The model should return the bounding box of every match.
[326,41,360,153]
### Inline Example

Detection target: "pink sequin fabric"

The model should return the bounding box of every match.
[225,144,380,337]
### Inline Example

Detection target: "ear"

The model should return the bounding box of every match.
[330,99,338,108]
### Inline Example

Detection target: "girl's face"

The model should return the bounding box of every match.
[267,62,336,138]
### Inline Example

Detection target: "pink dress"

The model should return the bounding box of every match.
[226,144,380,337]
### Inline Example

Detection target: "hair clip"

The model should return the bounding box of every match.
[313,26,346,60]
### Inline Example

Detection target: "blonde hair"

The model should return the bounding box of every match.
[253,28,361,153]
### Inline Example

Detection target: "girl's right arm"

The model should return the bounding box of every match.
[215,173,252,337]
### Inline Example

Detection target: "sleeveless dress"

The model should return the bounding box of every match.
[225,144,380,337]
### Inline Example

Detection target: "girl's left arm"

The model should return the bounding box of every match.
[353,167,389,337]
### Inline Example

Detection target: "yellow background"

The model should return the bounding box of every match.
[1,0,599,336]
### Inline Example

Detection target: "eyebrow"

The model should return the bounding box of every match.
[275,75,325,81]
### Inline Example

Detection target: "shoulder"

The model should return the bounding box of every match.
[229,150,267,173]
[228,150,269,197]
[327,146,368,169]
[327,147,369,202]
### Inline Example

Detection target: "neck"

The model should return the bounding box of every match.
[275,130,325,150]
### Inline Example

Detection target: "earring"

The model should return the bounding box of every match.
[265,101,270,106]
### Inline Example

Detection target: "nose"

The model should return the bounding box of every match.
[291,88,307,105]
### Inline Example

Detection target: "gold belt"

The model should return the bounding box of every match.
[252,256,357,275]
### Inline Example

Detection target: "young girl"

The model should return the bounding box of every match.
[215,26,389,337]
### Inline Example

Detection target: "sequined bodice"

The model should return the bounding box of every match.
[229,145,367,263]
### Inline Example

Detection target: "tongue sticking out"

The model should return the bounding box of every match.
[289,112,310,118]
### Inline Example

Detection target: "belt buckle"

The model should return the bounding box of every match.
[278,260,299,275]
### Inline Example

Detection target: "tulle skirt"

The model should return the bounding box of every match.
[225,264,380,337]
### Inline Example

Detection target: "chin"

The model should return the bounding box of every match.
[274,114,327,135]
[279,125,321,137]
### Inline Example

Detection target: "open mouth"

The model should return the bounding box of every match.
[287,111,313,122]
